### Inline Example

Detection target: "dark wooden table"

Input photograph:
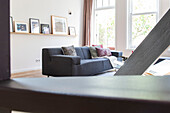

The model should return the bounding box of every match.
[0,76,170,113]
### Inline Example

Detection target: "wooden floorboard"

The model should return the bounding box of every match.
[11,70,45,78]
[11,69,117,79]
[11,67,169,79]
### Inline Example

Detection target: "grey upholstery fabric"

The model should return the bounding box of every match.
[42,47,123,77]
[51,55,81,65]
[75,47,85,59]
[81,47,92,59]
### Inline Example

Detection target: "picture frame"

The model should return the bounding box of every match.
[10,16,13,32]
[51,15,68,35]
[41,24,50,34]
[68,27,76,36]
[15,21,29,33]
[29,18,40,33]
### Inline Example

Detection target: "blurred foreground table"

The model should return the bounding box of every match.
[0,76,170,113]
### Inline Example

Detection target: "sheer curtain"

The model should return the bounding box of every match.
[83,0,93,46]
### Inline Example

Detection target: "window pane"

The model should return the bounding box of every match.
[96,0,103,8]
[95,9,115,47]
[131,14,157,48]
[103,0,109,7]
[110,0,115,7]
[132,0,157,14]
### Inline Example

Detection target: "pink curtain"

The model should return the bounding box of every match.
[83,0,93,46]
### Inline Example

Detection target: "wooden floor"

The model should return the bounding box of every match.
[11,69,170,80]
[11,70,46,78]
[11,69,117,79]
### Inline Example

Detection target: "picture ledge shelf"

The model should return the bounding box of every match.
[10,32,76,37]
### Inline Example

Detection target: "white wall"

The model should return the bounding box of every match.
[10,0,83,73]
[116,0,170,57]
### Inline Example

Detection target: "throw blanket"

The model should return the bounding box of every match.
[103,56,117,67]
[93,56,123,68]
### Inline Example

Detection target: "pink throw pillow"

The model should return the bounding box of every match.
[92,45,103,48]
[96,48,112,57]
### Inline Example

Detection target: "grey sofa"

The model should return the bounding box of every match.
[42,47,123,77]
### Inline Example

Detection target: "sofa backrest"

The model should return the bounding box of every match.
[43,47,91,60]
[75,47,91,59]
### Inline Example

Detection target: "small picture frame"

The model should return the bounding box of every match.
[15,21,29,33]
[68,27,76,36]
[51,15,68,35]
[41,24,50,34]
[29,18,40,33]
[10,16,13,32]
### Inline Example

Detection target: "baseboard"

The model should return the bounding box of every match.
[11,67,42,74]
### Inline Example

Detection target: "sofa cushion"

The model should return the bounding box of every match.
[62,45,77,56]
[75,58,112,75]
[75,47,85,59]
[96,48,112,57]
[81,58,109,64]
[81,47,92,59]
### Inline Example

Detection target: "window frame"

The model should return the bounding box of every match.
[92,0,115,47]
[127,0,159,49]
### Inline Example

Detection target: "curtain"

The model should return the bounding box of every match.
[83,0,93,46]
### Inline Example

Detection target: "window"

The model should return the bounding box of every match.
[93,0,115,48]
[128,0,159,49]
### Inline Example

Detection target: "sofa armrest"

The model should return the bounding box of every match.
[51,55,81,65]
[111,50,123,57]
[111,50,123,61]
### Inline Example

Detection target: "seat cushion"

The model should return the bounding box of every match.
[93,58,113,70]
[81,58,107,64]
[73,58,113,75]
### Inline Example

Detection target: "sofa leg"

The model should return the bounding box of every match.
[47,75,50,78]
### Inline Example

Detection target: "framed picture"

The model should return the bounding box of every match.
[68,27,76,36]
[15,21,29,33]
[51,15,68,35]
[41,24,50,34]
[10,16,13,32]
[29,18,40,33]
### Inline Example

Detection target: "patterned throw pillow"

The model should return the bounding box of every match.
[61,45,77,56]
[96,48,112,57]
[89,46,98,58]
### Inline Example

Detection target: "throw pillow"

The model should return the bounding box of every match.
[96,48,112,57]
[92,45,103,48]
[89,46,98,58]
[61,45,77,56]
